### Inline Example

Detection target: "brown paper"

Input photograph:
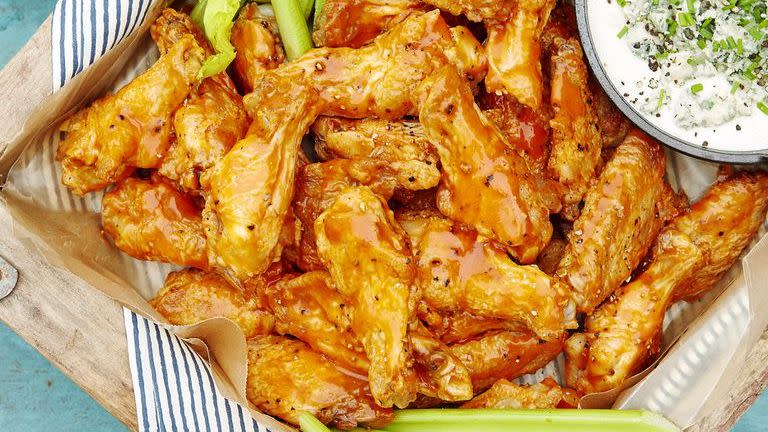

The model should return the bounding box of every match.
[0,2,765,430]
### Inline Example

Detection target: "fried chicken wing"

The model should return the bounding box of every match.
[150,269,275,337]
[421,0,516,22]
[315,186,419,408]
[246,335,392,430]
[57,36,204,195]
[246,11,486,120]
[565,229,702,394]
[398,209,575,341]
[264,271,370,374]
[565,171,768,394]
[449,331,565,392]
[462,377,579,409]
[416,66,557,263]
[670,170,768,301]
[231,3,285,92]
[312,116,440,187]
[101,176,208,268]
[294,158,427,271]
[555,130,680,313]
[313,0,427,48]
[150,9,248,192]
[485,0,555,109]
[202,75,321,278]
[546,34,602,219]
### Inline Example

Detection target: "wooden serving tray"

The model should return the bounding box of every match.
[0,16,763,432]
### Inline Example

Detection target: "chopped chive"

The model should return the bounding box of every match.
[758,102,768,115]
[731,82,741,93]
[617,25,629,38]
[726,35,737,49]
[737,38,744,54]
[687,0,696,13]
[697,39,707,49]
[657,89,666,110]
[617,0,627,6]
[690,83,704,94]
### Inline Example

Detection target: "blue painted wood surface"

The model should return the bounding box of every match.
[0,1,764,431]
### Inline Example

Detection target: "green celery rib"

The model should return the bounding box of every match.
[313,0,327,29]
[299,0,315,20]
[339,409,681,432]
[272,0,314,59]
[299,411,332,432]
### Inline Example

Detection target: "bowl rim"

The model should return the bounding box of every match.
[574,0,768,164]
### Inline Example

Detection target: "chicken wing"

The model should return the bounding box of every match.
[449,330,565,392]
[421,0,516,22]
[315,186,419,408]
[230,3,285,93]
[57,35,204,195]
[246,335,392,429]
[150,268,275,338]
[485,0,555,109]
[245,11,486,120]
[565,171,768,394]
[312,116,440,187]
[671,170,768,301]
[555,130,681,313]
[416,66,557,263]
[294,158,423,271]
[462,377,579,409]
[398,209,575,341]
[545,34,602,220]
[101,176,208,268]
[313,0,427,48]
[202,74,321,278]
[264,271,370,374]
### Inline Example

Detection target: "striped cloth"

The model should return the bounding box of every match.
[52,2,273,430]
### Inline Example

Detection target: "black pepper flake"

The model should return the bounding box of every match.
[736,124,742,131]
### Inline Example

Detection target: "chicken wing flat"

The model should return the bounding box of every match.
[555,130,681,313]
[294,158,422,271]
[671,170,768,301]
[245,11,486,120]
[398,209,575,341]
[57,35,204,195]
[246,335,392,429]
[479,92,552,173]
[264,271,370,374]
[230,3,285,93]
[150,269,276,338]
[101,176,208,268]
[545,34,602,219]
[315,186,419,408]
[449,330,565,392]
[485,0,555,109]
[149,10,249,192]
[202,75,321,278]
[422,0,516,22]
[565,171,768,394]
[565,229,702,394]
[416,66,557,263]
[462,377,579,409]
[313,0,427,48]
[312,116,440,187]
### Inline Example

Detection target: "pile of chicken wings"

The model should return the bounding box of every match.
[56,0,768,429]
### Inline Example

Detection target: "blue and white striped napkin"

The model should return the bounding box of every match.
[52,2,272,430]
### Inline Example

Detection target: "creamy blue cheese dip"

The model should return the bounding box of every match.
[587,0,768,151]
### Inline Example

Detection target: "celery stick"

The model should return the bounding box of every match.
[299,0,315,20]
[380,409,681,432]
[313,0,326,29]
[299,411,331,432]
[272,0,313,59]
